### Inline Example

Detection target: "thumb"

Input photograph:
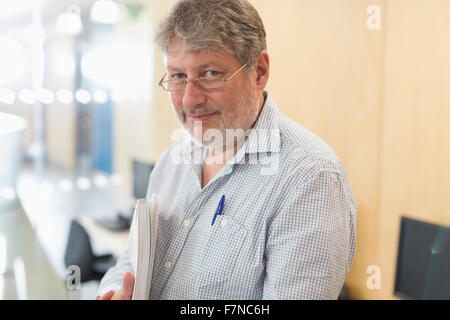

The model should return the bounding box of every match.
[121,272,135,298]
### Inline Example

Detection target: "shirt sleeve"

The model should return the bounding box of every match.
[96,250,133,297]
[262,170,357,299]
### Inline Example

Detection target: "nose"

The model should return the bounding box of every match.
[182,79,207,109]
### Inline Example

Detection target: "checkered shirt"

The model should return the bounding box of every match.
[97,92,357,299]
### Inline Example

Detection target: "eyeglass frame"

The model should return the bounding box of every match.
[158,63,248,92]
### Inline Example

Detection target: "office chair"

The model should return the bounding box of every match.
[64,219,117,282]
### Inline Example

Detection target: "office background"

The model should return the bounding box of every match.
[0,0,449,300]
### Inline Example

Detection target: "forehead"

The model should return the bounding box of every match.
[164,40,239,70]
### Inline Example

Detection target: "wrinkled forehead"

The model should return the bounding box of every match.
[163,37,234,64]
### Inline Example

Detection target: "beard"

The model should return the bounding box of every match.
[171,81,260,150]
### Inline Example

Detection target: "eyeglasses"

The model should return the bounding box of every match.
[159,63,248,92]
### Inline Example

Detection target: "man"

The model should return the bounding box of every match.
[96,0,356,300]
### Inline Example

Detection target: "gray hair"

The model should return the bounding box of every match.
[154,0,267,68]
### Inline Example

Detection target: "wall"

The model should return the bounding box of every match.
[250,0,385,299]
[112,0,178,195]
[377,0,450,299]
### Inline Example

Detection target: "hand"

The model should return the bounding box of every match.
[95,272,135,300]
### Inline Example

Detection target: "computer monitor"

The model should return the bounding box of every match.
[132,159,154,199]
[394,216,450,299]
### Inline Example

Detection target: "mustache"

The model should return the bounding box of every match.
[181,105,221,117]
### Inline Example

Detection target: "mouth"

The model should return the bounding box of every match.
[186,112,217,123]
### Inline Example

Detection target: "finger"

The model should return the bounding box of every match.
[101,290,115,300]
[121,272,135,299]
[95,295,100,300]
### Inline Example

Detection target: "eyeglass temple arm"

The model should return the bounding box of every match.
[158,73,167,86]
[225,63,248,81]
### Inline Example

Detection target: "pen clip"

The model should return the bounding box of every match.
[211,195,225,226]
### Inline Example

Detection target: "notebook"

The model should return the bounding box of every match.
[128,194,159,300]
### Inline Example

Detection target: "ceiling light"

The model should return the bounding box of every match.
[56,5,83,35]
[90,0,120,24]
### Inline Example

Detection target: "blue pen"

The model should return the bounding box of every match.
[211,195,225,226]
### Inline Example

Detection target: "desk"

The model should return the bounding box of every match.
[0,202,67,299]
[78,215,129,257]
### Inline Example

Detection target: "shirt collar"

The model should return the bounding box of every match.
[243,91,281,155]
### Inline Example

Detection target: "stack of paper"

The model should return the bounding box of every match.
[128,194,159,300]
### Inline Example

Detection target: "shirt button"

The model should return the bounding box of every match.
[183,219,190,227]
[221,219,228,227]
[164,261,172,269]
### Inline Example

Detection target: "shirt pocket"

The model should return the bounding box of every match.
[196,215,248,288]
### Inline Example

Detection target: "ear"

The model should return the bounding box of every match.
[254,50,270,90]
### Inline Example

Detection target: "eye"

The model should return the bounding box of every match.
[170,73,186,80]
[204,70,221,78]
